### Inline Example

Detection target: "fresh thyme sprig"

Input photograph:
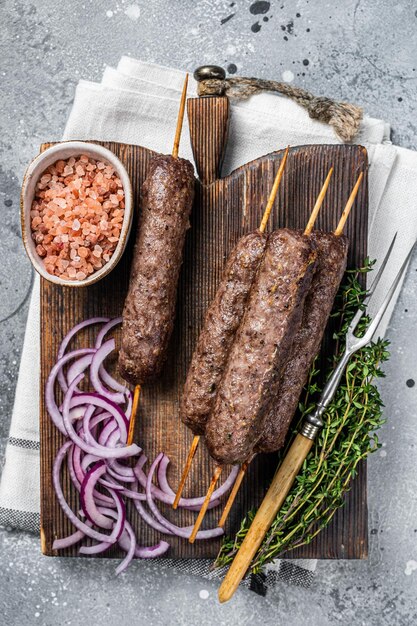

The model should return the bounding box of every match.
[214,260,389,573]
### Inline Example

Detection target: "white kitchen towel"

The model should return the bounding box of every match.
[2,60,417,593]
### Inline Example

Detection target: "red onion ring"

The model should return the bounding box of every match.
[46,348,95,434]
[53,442,124,543]
[67,353,94,389]
[68,391,129,442]
[115,519,136,575]
[80,461,126,542]
[63,381,139,458]
[135,459,238,510]
[82,408,113,447]
[156,454,220,511]
[145,454,224,541]
[71,444,115,507]
[57,317,109,391]
[53,529,86,550]
[134,541,170,559]
[90,339,126,404]
[79,541,112,555]
[118,522,170,561]
[94,317,122,349]
[98,419,119,445]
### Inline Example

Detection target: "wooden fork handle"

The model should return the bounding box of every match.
[218,433,314,603]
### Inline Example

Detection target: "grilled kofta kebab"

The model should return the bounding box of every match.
[256,230,348,454]
[181,230,267,436]
[119,76,194,394]
[173,149,291,508]
[119,155,194,385]
[255,177,363,454]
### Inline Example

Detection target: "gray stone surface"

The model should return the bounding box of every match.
[1,0,416,624]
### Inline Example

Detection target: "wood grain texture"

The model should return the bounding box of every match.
[39,137,368,560]
[187,96,229,184]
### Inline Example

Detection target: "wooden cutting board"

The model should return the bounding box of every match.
[40,94,368,560]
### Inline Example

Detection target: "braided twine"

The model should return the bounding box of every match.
[197,77,363,143]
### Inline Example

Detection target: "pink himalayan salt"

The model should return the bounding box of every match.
[31,154,124,281]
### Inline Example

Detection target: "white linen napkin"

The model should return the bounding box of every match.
[2,59,417,592]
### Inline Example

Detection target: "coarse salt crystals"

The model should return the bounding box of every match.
[31,154,125,281]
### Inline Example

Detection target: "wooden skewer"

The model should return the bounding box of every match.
[172,74,189,159]
[173,434,200,509]
[218,459,250,528]
[334,172,363,236]
[189,466,223,543]
[304,167,333,236]
[215,167,334,528]
[259,146,289,234]
[174,147,291,513]
[127,385,141,446]
[126,75,189,446]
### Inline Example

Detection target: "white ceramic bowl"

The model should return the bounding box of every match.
[21,141,133,287]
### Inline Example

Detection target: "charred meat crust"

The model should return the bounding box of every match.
[180,231,267,435]
[256,232,348,453]
[205,228,317,465]
[118,154,195,385]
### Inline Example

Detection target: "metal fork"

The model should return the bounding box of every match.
[302,232,403,439]
[218,234,414,603]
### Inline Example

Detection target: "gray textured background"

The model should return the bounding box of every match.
[1,1,417,624]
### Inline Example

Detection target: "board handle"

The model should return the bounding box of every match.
[187,96,229,185]
[187,66,230,185]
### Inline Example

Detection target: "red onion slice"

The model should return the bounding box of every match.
[155,454,220,511]
[98,419,119,445]
[46,348,95,434]
[71,444,115,506]
[145,454,224,541]
[135,541,170,559]
[63,381,139,459]
[131,485,174,534]
[53,442,124,543]
[115,519,136,575]
[82,408,113,447]
[100,366,128,395]
[90,339,126,404]
[78,506,119,556]
[107,465,137,484]
[94,317,122,349]
[94,319,129,397]
[53,529,86,550]
[80,461,126,543]
[118,523,170,561]
[67,353,94,388]
[133,454,214,511]
[79,541,112,555]
[69,391,129,441]
[57,317,109,391]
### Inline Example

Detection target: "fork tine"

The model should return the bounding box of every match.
[362,242,415,341]
[366,232,397,300]
[347,233,399,337]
